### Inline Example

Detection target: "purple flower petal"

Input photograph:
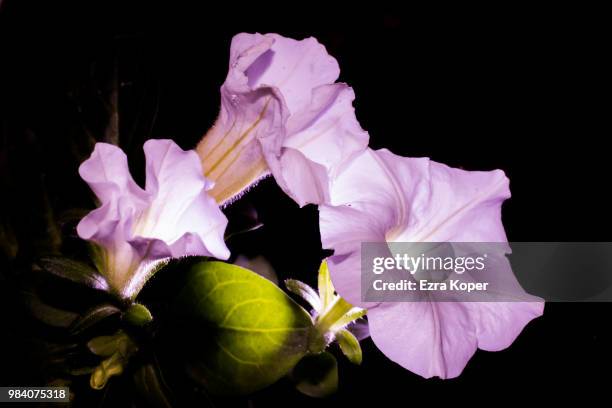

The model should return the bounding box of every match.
[278,84,369,206]
[77,143,148,247]
[131,139,229,259]
[77,140,229,298]
[237,33,339,114]
[77,143,149,206]
[197,33,368,206]
[319,148,544,378]
[368,300,543,379]
[319,149,403,307]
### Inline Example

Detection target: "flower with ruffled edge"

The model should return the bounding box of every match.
[319,148,544,379]
[197,33,369,207]
[77,139,230,299]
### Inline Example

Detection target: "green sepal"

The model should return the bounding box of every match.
[317,261,335,311]
[285,278,321,311]
[335,329,362,365]
[70,304,121,334]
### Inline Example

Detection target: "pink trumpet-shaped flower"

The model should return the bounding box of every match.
[197,33,369,206]
[319,148,544,379]
[77,139,230,299]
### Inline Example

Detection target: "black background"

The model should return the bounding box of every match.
[0,2,609,406]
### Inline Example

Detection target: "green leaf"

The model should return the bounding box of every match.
[87,332,125,357]
[335,329,362,365]
[90,352,124,390]
[88,330,138,390]
[317,261,335,312]
[292,352,338,398]
[23,292,78,328]
[123,303,153,327]
[70,304,121,334]
[285,279,321,311]
[87,330,136,358]
[38,256,109,292]
[176,261,313,395]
